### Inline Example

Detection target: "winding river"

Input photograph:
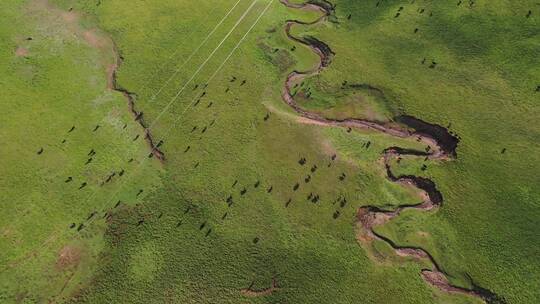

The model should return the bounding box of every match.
[279,1,503,303]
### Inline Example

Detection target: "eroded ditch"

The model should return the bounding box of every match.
[280,0,504,303]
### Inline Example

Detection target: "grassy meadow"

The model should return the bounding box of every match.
[0,0,538,303]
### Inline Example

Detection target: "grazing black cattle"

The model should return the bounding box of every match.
[37,147,43,155]
[240,188,247,195]
[133,134,140,141]
[339,173,346,181]
[93,125,100,132]
[210,119,216,126]
[201,126,207,133]
[311,165,317,173]
[207,102,213,108]
[347,14,351,20]
[395,12,400,18]
[128,158,134,163]
[157,140,164,147]
[331,154,337,161]
[61,139,66,144]
[199,222,206,230]
[106,172,116,183]
[200,91,206,97]
[194,162,199,168]
[194,99,201,106]
[526,10,532,18]
[191,126,197,132]
[205,228,212,237]
[333,210,340,219]
[227,195,233,204]
[305,175,311,183]
[68,126,75,133]
[264,113,270,121]
[135,112,143,121]
[185,146,191,153]
[69,223,76,229]
[230,76,236,82]
[194,84,199,90]
[347,127,352,133]
[119,169,125,176]
[148,153,154,158]
[87,211,97,220]
[293,183,299,191]
[222,212,228,220]
[298,157,306,165]
[232,180,238,187]
[429,61,438,69]
[137,219,144,226]
[79,182,87,189]
[254,181,260,188]
[267,186,273,193]
[77,223,84,231]
[136,189,143,196]
[115,200,121,208]
[285,198,292,207]
[253,237,259,244]
[240,80,246,86]
[65,177,73,183]
[88,149,95,156]
[414,28,419,33]
[501,148,506,154]
[176,220,183,227]
[421,164,427,171]
[85,158,93,165]
[225,87,230,93]
[123,123,127,129]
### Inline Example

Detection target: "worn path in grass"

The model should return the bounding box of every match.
[280,1,503,303]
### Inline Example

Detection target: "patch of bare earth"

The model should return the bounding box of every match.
[56,245,81,270]
[240,278,279,297]
[15,47,29,57]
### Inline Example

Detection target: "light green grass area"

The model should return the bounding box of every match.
[0,0,538,303]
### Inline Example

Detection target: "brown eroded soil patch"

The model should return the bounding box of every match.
[240,278,279,297]
[15,47,29,57]
[56,245,82,270]
[83,29,109,49]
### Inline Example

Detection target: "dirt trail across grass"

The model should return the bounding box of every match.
[280,1,504,303]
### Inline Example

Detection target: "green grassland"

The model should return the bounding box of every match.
[284,0,540,303]
[0,0,538,303]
